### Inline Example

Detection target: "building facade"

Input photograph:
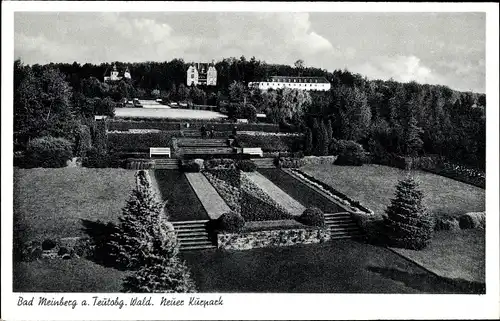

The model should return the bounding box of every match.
[186,62,217,86]
[104,65,131,82]
[248,76,331,91]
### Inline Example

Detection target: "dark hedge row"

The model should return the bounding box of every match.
[236,134,303,152]
[109,119,280,133]
[107,131,178,152]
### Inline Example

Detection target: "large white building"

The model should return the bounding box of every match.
[248,76,331,91]
[104,65,131,82]
[186,62,217,86]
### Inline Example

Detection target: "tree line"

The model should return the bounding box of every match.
[14,56,486,169]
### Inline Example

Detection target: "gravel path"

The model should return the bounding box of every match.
[185,173,230,220]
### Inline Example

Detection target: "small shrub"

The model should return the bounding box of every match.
[217,211,245,233]
[182,160,201,172]
[26,136,73,168]
[275,157,305,168]
[58,247,69,256]
[236,159,257,172]
[204,158,235,170]
[42,239,57,251]
[334,140,365,166]
[459,212,485,229]
[435,215,460,231]
[296,207,325,227]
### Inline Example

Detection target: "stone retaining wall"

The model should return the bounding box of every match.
[217,226,330,251]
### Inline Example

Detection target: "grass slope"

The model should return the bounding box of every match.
[154,170,209,221]
[300,164,485,218]
[14,168,136,241]
[259,169,345,213]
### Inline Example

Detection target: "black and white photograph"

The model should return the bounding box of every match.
[2,1,499,320]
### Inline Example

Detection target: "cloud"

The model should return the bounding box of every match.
[354,55,442,85]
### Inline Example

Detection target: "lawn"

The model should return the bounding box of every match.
[300,164,485,218]
[259,169,345,213]
[181,240,480,293]
[153,170,209,221]
[13,168,136,241]
[13,258,127,292]
[390,229,485,284]
[114,107,228,120]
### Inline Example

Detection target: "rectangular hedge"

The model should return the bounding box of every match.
[107,120,280,133]
[108,121,181,131]
[236,134,304,152]
[107,131,179,152]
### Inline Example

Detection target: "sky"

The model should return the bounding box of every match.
[14,12,486,93]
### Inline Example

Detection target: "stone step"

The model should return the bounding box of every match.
[326,221,358,227]
[177,235,211,242]
[329,225,360,232]
[172,220,209,225]
[175,231,209,237]
[174,227,207,233]
[180,244,217,251]
[179,239,213,246]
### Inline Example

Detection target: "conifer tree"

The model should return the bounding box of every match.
[404,115,424,156]
[304,127,314,156]
[319,120,329,156]
[325,118,333,150]
[384,176,434,250]
[122,258,196,293]
[109,171,179,270]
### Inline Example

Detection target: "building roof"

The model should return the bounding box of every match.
[267,76,330,84]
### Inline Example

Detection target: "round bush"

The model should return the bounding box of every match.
[297,207,325,227]
[334,140,365,166]
[236,159,257,172]
[459,212,485,229]
[435,216,460,231]
[42,239,57,251]
[58,247,69,256]
[26,136,73,168]
[217,211,245,233]
[182,160,202,172]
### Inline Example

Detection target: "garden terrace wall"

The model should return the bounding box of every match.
[217,221,330,251]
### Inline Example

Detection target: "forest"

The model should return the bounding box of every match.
[13,56,486,170]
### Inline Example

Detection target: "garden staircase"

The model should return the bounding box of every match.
[251,158,275,168]
[154,158,180,170]
[171,220,216,251]
[177,138,234,158]
[324,212,364,240]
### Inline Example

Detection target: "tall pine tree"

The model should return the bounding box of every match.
[109,171,179,270]
[384,176,434,250]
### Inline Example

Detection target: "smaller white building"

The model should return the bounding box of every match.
[186,64,199,86]
[248,76,331,91]
[104,65,131,82]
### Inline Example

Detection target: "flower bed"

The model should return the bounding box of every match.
[203,171,241,213]
[290,169,373,216]
[203,169,293,221]
[426,162,485,189]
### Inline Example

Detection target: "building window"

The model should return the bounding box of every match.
[191,74,194,79]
